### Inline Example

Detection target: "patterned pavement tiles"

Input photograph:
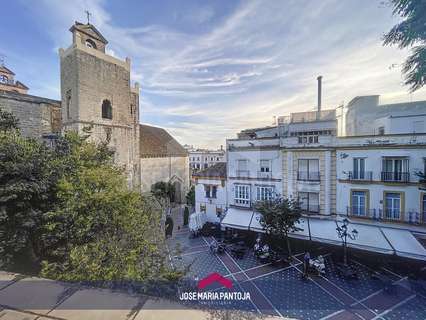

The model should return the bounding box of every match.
[180,251,229,280]
[233,250,264,271]
[252,267,342,320]
[382,295,426,320]
[292,263,376,320]
[323,257,386,301]
[212,250,280,317]
[351,281,414,318]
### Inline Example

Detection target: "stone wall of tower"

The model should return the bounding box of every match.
[59,40,140,188]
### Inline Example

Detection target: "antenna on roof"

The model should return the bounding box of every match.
[85,10,92,24]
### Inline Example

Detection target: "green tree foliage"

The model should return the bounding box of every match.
[186,185,195,207]
[0,108,180,282]
[151,181,175,202]
[383,0,426,91]
[254,197,302,258]
[0,129,56,269]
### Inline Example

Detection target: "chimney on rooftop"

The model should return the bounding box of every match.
[317,75,322,112]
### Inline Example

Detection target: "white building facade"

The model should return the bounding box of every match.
[336,134,426,224]
[188,148,226,172]
[193,163,227,223]
[222,127,283,229]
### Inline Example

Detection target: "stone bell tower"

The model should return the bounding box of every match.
[59,21,140,188]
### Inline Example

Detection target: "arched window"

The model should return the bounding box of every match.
[85,39,97,49]
[0,75,8,83]
[102,99,112,119]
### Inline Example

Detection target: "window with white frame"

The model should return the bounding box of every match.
[384,192,402,220]
[353,158,366,180]
[382,157,409,182]
[236,159,249,177]
[234,184,250,205]
[351,190,367,216]
[260,160,271,173]
[256,186,274,201]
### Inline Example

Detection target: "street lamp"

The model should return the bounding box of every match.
[336,218,358,266]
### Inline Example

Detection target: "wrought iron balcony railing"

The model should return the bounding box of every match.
[347,171,373,181]
[381,171,410,182]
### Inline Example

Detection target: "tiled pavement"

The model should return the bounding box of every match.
[170,232,426,320]
[2,231,425,320]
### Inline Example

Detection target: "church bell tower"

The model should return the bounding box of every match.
[59,21,140,188]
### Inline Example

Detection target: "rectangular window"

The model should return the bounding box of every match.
[200,203,206,213]
[353,158,365,180]
[351,191,367,216]
[256,186,274,201]
[212,186,217,198]
[260,160,271,172]
[236,159,249,177]
[298,192,319,213]
[205,185,211,198]
[382,158,409,182]
[66,90,71,119]
[237,159,248,170]
[384,192,401,220]
[234,184,250,206]
[297,159,320,181]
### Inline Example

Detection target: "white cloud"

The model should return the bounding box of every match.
[20,0,426,148]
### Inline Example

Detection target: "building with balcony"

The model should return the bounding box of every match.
[221,126,282,230]
[193,163,227,223]
[280,109,337,215]
[336,134,426,225]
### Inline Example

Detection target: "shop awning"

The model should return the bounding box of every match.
[381,228,426,260]
[221,208,254,230]
[249,214,401,257]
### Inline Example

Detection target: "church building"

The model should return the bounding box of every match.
[0,21,189,201]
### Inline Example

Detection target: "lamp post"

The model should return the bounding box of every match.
[336,218,358,266]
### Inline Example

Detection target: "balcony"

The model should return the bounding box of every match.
[346,206,377,218]
[346,206,426,225]
[381,171,410,183]
[257,171,272,179]
[297,171,320,182]
[347,171,373,181]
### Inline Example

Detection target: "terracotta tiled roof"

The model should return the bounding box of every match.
[139,124,188,158]
[193,162,226,178]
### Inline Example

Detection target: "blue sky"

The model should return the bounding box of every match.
[1,0,426,148]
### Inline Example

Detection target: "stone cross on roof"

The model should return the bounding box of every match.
[85,10,92,24]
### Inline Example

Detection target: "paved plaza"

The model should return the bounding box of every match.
[168,228,426,320]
